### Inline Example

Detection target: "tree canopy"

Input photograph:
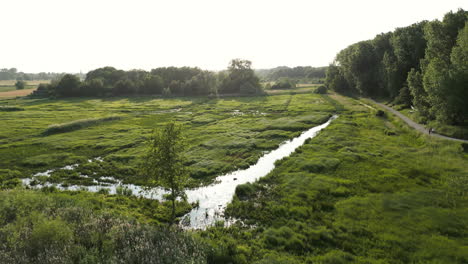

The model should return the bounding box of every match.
[40,59,263,98]
[326,8,468,125]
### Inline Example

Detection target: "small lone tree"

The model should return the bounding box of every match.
[142,122,188,223]
[15,80,26,90]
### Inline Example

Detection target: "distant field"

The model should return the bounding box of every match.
[0,80,50,86]
[0,87,36,98]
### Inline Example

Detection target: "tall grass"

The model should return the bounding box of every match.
[0,106,24,111]
[42,116,122,135]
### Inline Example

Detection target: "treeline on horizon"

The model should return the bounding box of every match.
[255,66,327,83]
[325,9,467,125]
[0,68,80,81]
[33,59,263,98]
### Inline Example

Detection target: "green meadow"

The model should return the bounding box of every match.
[1,90,467,263]
[0,90,334,187]
[201,94,468,263]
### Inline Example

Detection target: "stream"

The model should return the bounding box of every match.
[22,115,337,229]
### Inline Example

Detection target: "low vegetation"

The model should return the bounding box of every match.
[42,116,123,135]
[0,189,205,263]
[0,88,334,188]
[198,94,468,263]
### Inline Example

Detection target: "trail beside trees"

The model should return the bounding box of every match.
[371,99,468,143]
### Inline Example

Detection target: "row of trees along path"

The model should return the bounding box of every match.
[371,99,468,143]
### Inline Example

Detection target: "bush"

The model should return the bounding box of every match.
[15,80,26,90]
[314,85,328,94]
[375,110,386,117]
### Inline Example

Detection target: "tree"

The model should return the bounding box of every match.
[220,59,262,94]
[15,80,26,90]
[142,123,188,223]
[56,74,81,97]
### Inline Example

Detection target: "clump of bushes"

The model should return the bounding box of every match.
[42,116,122,135]
[0,190,209,263]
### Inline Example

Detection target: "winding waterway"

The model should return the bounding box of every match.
[22,115,337,229]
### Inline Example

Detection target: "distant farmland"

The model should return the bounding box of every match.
[0,88,36,98]
[0,80,49,98]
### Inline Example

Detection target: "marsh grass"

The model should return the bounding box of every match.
[42,116,123,135]
[0,106,24,111]
[0,88,336,186]
[206,93,468,263]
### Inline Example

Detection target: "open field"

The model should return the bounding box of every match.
[0,80,51,86]
[0,87,336,187]
[0,88,36,98]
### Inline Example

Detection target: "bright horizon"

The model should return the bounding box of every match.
[2,0,467,73]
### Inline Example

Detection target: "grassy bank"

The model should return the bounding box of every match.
[200,94,468,263]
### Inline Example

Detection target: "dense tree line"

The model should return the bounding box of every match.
[0,68,79,81]
[35,59,262,98]
[256,66,327,83]
[326,9,467,125]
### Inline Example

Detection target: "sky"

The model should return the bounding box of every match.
[1,0,467,73]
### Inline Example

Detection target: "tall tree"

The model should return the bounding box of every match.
[220,59,262,94]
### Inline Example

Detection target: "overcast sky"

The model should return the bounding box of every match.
[1,0,466,73]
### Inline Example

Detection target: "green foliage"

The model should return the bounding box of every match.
[206,94,468,263]
[42,116,122,135]
[142,122,188,222]
[220,59,263,94]
[327,8,468,126]
[0,189,207,263]
[0,169,21,189]
[314,85,327,94]
[0,106,24,111]
[271,78,295,90]
[14,80,25,90]
[256,66,326,83]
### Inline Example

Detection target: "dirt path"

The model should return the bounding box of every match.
[370,100,468,143]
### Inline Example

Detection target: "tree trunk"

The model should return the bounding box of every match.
[171,188,176,224]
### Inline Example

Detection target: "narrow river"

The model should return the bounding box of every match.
[22,115,337,229]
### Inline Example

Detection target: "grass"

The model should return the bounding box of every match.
[42,116,123,135]
[0,90,467,263]
[199,93,468,263]
[0,87,336,187]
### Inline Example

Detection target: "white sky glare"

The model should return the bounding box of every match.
[1,0,467,73]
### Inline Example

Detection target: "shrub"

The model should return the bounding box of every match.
[314,85,328,94]
[375,110,386,117]
[15,80,26,90]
